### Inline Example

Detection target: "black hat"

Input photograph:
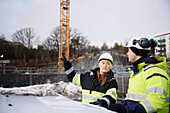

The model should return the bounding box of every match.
[130,47,149,56]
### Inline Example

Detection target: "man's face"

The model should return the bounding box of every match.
[127,48,137,63]
[99,60,111,74]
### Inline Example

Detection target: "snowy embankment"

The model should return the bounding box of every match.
[0,81,116,113]
[0,81,82,101]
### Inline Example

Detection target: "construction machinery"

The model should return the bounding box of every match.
[58,0,70,74]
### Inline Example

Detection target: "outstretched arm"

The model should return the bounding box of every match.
[60,53,76,82]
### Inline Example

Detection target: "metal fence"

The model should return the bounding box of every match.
[0,66,130,94]
[0,66,91,74]
[0,66,59,74]
[114,72,130,94]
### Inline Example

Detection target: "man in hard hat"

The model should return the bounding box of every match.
[108,37,170,113]
[60,52,118,108]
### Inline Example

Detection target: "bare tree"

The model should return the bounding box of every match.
[0,34,6,41]
[42,27,60,61]
[49,27,59,51]
[12,27,39,49]
[42,37,53,60]
[43,37,55,50]
[79,36,90,51]
[12,27,39,64]
[42,27,90,61]
[70,29,90,57]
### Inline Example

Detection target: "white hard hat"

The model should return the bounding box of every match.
[98,52,113,64]
[126,36,151,50]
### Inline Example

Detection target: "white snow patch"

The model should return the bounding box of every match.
[0,81,82,100]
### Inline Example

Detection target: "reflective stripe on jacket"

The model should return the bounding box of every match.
[126,56,170,113]
[81,88,117,103]
[72,74,81,87]
[64,62,118,106]
[72,71,118,104]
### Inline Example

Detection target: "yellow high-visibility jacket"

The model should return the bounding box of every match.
[125,56,170,113]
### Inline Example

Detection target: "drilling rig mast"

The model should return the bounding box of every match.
[58,0,70,74]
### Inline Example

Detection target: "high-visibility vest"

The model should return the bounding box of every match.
[72,74,117,104]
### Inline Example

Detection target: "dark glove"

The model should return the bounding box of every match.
[90,99,108,108]
[108,104,126,113]
[60,53,68,64]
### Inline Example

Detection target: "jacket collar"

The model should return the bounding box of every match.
[90,67,115,81]
[130,55,151,75]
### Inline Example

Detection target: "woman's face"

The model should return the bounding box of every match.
[99,60,111,74]
[127,48,137,63]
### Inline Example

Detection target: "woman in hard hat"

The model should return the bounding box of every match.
[60,52,118,108]
[108,37,170,113]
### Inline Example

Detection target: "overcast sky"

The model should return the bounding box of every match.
[0,0,170,47]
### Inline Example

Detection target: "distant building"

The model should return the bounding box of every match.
[154,33,170,60]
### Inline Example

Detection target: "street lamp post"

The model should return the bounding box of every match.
[0,55,3,66]
[0,55,5,73]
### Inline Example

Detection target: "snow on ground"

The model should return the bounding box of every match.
[0,81,82,100]
[0,81,116,113]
